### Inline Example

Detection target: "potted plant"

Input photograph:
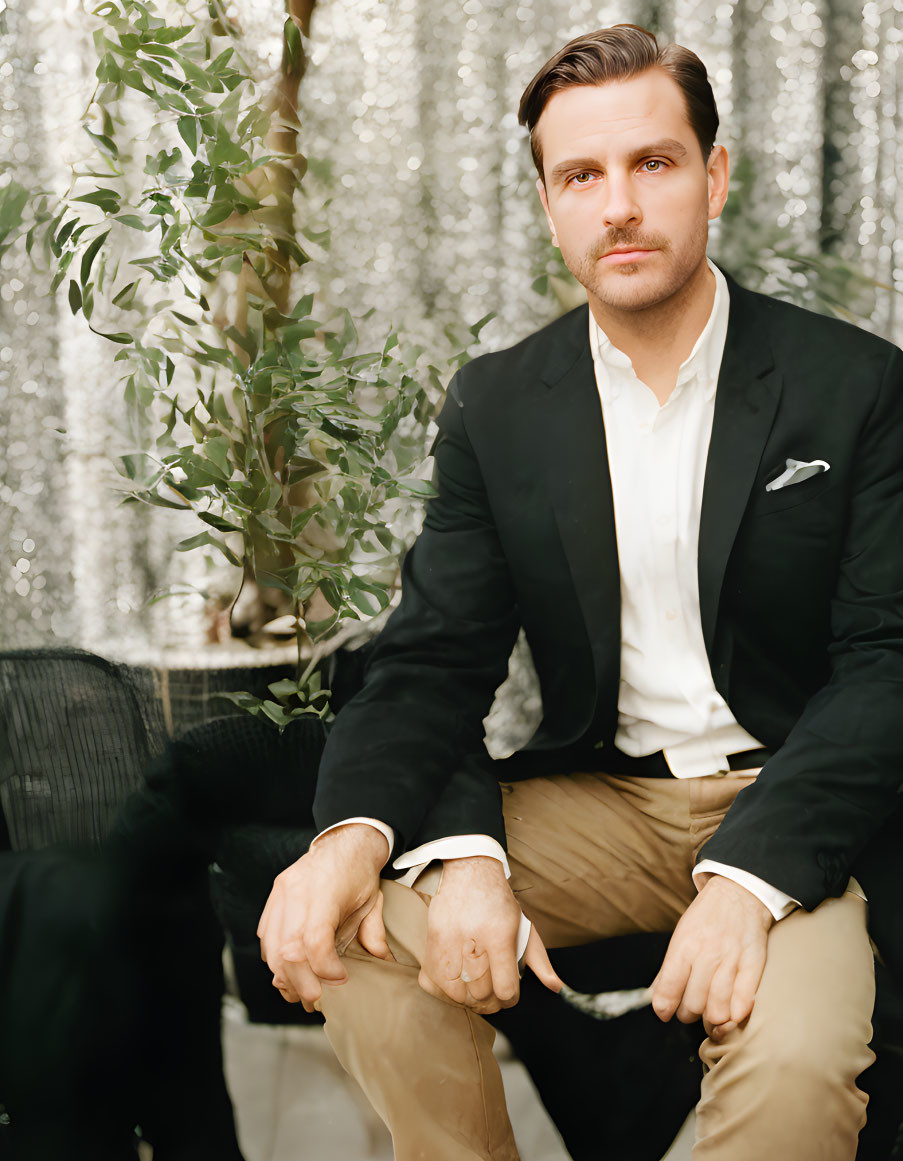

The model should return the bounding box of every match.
[4,0,489,727]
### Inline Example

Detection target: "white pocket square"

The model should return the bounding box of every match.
[765,458,830,492]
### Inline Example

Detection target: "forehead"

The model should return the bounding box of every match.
[535,69,700,170]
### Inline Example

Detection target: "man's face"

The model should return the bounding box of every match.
[534,69,729,316]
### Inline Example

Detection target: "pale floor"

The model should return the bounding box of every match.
[221,995,695,1161]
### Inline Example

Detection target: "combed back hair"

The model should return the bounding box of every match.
[518,24,719,179]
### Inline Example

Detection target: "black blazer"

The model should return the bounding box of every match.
[314,275,903,913]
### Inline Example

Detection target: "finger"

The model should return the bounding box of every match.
[464,973,495,1002]
[729,945,767,1025]
[272,974,301,1004]
[419,967,467,1006]
[702,959,737,1029]
[461,952,494,1002]
[357,891,395,962]
[257,892,273,948]
[442,939,464,986]
[303,924,348,983]
[466,996,504,1015]
[479,939,517,1006]
[676,957,718,1024]
[424,922,465,986]
[419,964,507,1014]
[277,956,323,1011]
[257,891,283,963]
[651,946,691,1023]
[706,1019,738,1043]
[460,947,489,978]
[522,928,563,995]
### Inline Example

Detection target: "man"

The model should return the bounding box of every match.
[259,25,903,1161]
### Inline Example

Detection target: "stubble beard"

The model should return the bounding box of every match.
[566,219,709,315]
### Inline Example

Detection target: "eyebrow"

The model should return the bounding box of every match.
[547,138,690,185]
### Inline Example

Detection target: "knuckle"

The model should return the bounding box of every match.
[307,930,336,960]
[279,940,307,966]
[652,981,675,1006]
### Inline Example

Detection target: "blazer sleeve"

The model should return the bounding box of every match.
[312,368,520,854]
[700,345,903,909]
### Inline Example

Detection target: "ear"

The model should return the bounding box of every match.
[706,145,730,221]
[535,177,559,247]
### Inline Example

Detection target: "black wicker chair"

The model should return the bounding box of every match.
[0,648,244,1161]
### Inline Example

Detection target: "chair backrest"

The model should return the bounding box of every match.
[0,649,150,852]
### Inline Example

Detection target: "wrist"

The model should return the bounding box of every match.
[316,822,390,870]
[441,854,507,886]
[704,873,773,925]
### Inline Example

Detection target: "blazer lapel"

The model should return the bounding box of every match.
[539,306,621,734]
[699,281,783,666]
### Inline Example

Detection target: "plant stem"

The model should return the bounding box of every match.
[297,643,324,691]
[295,598,304,674]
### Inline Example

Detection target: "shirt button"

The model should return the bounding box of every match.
[665,609,678,621]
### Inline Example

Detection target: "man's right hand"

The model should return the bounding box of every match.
[257,823,393,1012]
[419,855,563,1014]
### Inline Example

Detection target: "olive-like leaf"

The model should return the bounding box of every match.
[67,280,82,314]
[80,229,110,287]
[177,115,198,154]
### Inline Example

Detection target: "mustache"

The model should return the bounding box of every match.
[589,230,670,259]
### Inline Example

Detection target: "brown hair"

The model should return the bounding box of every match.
[518,25,719,180]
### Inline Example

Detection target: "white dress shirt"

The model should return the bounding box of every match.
[319,261,803,929]
[598,262,763,774]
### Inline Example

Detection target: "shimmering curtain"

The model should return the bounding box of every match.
[1,0,901,675]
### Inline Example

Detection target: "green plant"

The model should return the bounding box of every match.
[6,0,489,727]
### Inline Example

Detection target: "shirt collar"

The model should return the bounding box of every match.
[590,258,730,404]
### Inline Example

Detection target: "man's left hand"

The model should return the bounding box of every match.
[651,875,774,1040]
[418,855,562,1014]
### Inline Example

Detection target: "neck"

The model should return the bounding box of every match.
[589,260,716,405]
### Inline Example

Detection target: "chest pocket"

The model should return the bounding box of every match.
[747,468,835,516]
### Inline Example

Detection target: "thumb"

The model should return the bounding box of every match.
[357,889,395,962]
[523,925,563,994]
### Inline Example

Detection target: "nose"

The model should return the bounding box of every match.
[600,172,642,229]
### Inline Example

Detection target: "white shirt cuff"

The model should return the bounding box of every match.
[313,817,393,861]
[694,859,801,921]
[392,834,511,882]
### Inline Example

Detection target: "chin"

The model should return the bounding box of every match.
[590,277,673,313]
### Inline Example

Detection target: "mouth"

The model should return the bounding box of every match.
[599,248,656,265]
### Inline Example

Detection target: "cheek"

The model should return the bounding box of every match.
[657,196,710,242]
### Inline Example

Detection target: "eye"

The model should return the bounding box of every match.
[570,171,594,185]
[642,159,665,172]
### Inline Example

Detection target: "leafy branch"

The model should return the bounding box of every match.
[4,0,491,727]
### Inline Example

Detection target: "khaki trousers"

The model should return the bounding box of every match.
[319,772,875,1161]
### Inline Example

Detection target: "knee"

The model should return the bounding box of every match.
[708,1005,875,1098]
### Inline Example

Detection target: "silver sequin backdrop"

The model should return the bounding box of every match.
[1,0,901,670]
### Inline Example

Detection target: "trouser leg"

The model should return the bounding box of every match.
[693,889,875,1161]
[318,772,700,1161]
[319,878,519,1161]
